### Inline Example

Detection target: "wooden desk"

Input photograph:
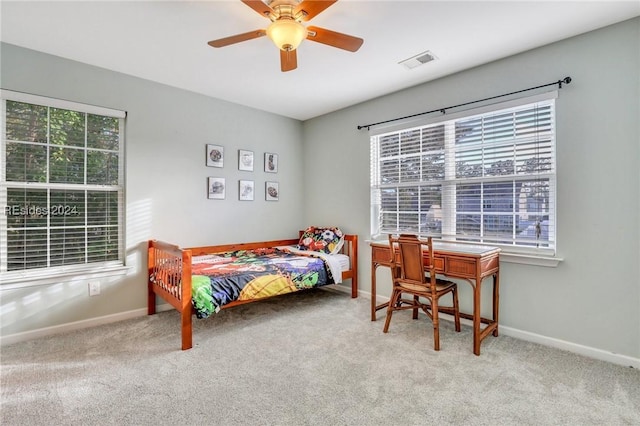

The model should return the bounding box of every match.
[370,240,501,356]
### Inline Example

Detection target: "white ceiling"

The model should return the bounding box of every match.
[2,1,639,121]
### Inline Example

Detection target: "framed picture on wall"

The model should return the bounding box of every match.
[239,180,254,201]
[265,181,279,201]
[206,144,224,168]
[264,152,278,173]
[207,177,225,200]
[238,149,254,171]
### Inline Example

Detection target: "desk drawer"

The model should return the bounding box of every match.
[445,257,476,277]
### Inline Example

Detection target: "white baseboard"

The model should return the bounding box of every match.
[0,308,148,346]
[0,303,175,347]
[499,326,640,369]
[3,290,639,369]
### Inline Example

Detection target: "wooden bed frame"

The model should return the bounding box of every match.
[147,234,358,350]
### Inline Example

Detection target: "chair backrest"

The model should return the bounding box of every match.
[388,234,436,289]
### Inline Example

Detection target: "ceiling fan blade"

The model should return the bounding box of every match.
[306,26,363,52]
[208,30,266,48]
[280,49,298,72]
[241,0,273,18]
[295,0,337,21]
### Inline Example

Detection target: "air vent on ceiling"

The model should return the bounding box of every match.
[399,50,437,70]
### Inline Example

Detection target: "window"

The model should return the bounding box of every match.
[1,90,126,284]
[370,92,556,255]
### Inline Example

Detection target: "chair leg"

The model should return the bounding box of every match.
[412,295,419,319]
[383,289,399,333]
[452,287,461,332]
[432,298,440,351]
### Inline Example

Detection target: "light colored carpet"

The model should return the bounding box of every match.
[1,287,639,425]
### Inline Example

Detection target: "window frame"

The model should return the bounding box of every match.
[1,90,127,286]
[370,91,559,259]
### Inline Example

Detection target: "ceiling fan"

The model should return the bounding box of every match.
[208,0,364,72]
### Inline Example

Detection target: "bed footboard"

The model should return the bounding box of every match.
[148,240,194,350]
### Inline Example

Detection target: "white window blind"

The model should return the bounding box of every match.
[1,90,126,283]
[370,93,556,255]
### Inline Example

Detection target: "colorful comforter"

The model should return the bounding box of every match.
[191,248,336,318]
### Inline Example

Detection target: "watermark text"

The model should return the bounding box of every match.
[4,205,79,217]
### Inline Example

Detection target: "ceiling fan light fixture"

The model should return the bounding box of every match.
[266,19,307,51]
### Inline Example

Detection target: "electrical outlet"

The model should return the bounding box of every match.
[88,281,101,296]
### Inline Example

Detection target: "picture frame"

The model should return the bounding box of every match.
[206,144,224,168]
[264,152,278,173]
[239,180,254,201]
[207,177,225,200]
[238,149,254,171]
[265,181,279,201]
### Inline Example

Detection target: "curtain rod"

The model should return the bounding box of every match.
[357,76,572,131]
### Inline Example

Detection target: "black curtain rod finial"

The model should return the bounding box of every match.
[559,76,572,88]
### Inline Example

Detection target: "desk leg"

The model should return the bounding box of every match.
[472,275,482,356]
[472,270,500,355]
[371,263,378,321]
[493,272,500,337]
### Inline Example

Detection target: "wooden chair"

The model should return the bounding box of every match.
[383,234,461,350]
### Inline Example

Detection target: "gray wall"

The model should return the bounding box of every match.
[302,17,640,359]
[0,43,307,336]
[2,17,639,361]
